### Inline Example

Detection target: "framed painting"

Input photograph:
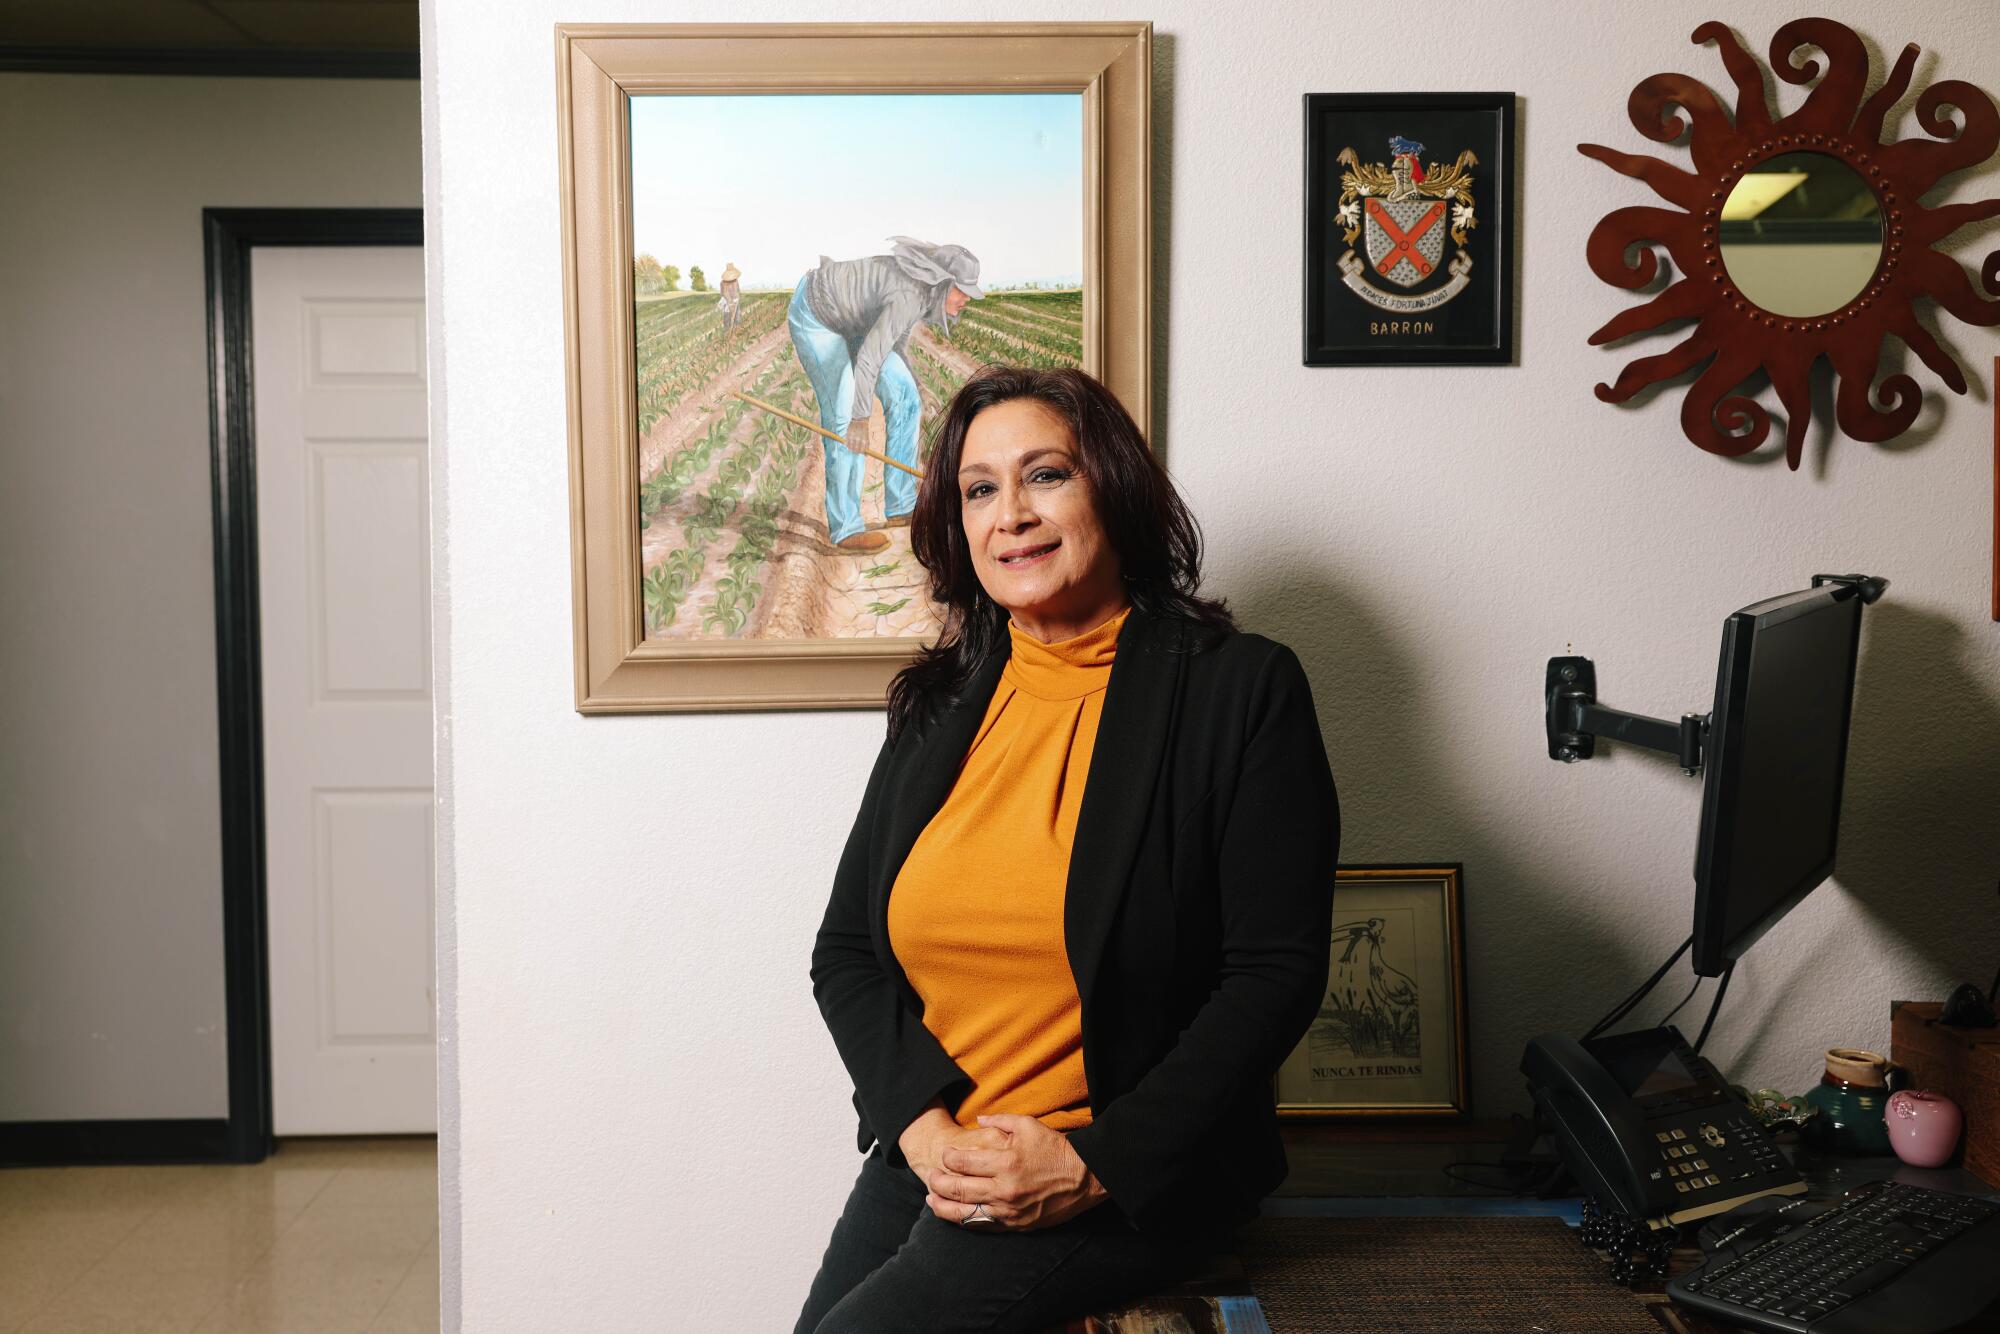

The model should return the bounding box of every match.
[555,23,1152,712]
[1302,92,1516,366]
[1277,864,1470,1120]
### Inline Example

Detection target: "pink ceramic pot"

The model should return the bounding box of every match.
[1886,1090,1963,1168]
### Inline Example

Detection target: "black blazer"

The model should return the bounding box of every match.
[810,607,1339,1236]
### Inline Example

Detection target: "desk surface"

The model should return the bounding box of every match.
[1276,1125,1997,1333]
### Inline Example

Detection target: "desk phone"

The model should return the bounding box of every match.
[1523,1025,1806,1230]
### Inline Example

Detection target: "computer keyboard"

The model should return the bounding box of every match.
[1669,1179,2000,1332]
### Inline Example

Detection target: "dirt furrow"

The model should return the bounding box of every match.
[750,400,942,641]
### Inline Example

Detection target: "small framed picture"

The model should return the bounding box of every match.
[1303,92,1516,366]
[1277,865,1470,1120]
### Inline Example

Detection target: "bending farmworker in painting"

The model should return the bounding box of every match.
[787,236,981,554]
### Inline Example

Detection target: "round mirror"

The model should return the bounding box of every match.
[1719,151,1883,317]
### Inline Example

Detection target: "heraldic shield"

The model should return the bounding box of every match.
[1363,198,1449,289]
[1333,137,1480,314]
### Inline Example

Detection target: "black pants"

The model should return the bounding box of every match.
[794,1148,1213,1333]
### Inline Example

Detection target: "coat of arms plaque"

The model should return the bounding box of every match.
[1305,93,1516,366]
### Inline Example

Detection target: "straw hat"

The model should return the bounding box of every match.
[721,263,742,282]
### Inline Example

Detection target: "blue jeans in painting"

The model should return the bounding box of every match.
[787,274,920,546]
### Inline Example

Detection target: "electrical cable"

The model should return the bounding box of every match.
[1693,959,1735,1053]
[1584,935,1693,1042]
[1654,974,1705,1028]
[1441,1160,1540,1194]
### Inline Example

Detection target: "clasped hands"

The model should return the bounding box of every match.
[898,1105,1108,1232]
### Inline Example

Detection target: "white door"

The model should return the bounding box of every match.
[252,246,436,1134]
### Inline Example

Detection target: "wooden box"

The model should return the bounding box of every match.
[1892,1001,2000,1186]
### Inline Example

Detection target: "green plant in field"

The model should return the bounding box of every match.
[702,582,752,635]
[867,598,911,616]
[642,546,706,631]
[861,561,900,579]
[683,493,731,550]
[663,547,703,586]
[643,565,678,629]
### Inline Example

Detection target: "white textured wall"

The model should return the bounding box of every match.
[0,74,421,1120]
[424,2,2000,1327]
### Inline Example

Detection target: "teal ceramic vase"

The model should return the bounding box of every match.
[1801,1047,1900,1155]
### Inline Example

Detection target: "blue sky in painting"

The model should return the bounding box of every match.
[629,93,1082,290]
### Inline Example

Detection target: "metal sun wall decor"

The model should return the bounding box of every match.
[1580,18,2000,468]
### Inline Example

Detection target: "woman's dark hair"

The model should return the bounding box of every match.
[886,366,1233,742]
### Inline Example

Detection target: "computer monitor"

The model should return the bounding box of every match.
[1543,574,1881,979]
[1690,581,1866,976]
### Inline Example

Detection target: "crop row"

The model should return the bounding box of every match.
[941,320,1079,371]
[639,398,742,528]
[988,290,1081,317]
[639,345,804,529]
[705,375,817,635]
[642,347,817,635]
[975,298,1083,341]
[957,307,1083,361]
[634,297,720,351]
[907,342,967,458]
[635,296,787,434]
[638,345,803,526]
[635,292,714,330]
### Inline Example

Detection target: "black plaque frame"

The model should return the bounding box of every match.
[1304,91,1517,367]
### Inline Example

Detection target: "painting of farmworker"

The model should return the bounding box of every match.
[628,93,1085,642]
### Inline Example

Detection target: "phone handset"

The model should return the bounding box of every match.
[1522,1032,1670,1219]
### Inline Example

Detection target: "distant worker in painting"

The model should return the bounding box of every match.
[719,262,742,331]
[788,237,983,554]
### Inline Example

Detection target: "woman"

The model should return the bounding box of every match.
[799,367,1339,1333]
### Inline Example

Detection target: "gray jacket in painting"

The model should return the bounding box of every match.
[807,254,951,422]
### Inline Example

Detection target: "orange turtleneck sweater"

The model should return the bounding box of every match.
[886,605,1131,1131]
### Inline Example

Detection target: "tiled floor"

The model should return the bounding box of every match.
[0,1137,438,1334]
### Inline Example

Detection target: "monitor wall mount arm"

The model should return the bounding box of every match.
[1545,658,1709,774]
[1545,575,1884,775]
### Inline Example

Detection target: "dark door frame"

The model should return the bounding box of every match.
[1,208,424,1167]
[0,47,418,78]
[205,209,426,1163]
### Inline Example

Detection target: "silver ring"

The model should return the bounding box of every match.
[962,1203,999,1228]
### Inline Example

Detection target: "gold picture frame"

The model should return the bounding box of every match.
[1277,865,1470,1120]
[554,22,1153,712]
